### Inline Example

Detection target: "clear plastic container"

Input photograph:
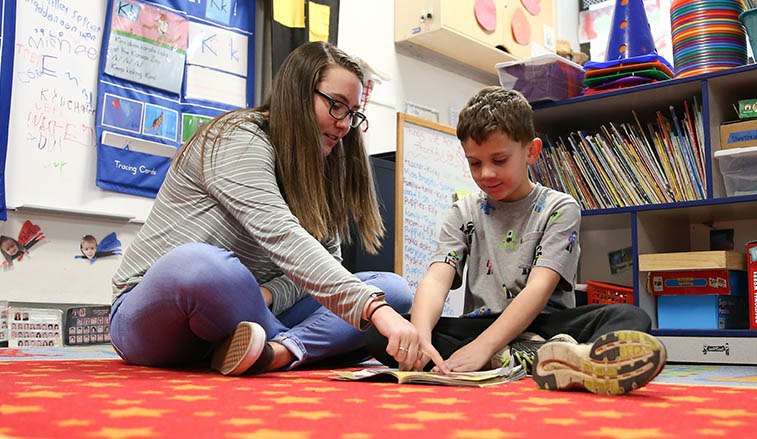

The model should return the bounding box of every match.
[714,145,757,196]
[495,53,585,104]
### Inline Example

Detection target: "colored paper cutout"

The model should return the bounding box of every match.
[206,0,232,25]
[273,0,306,28]
[474,0,497,32]
[512,8,531,45]
[308,1,331,42]
[521,0,542,16]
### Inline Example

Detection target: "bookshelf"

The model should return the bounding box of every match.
[531,63,757,364]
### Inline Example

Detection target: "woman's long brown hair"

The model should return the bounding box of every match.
[175,41,384,253]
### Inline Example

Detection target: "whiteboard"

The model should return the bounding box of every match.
[5,0,154,222]
[395,113,479,316]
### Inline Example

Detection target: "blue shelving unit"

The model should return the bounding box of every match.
[533,63,757,364]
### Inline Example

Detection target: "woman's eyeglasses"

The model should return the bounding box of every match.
[314,89,367,129]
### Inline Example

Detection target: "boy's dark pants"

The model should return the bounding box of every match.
[364,303,651,369]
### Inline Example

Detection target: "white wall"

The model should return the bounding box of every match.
[1,211,142,305]
[337,1,490,155]
[556,1,580,52]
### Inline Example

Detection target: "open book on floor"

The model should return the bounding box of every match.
[331,364,526,387]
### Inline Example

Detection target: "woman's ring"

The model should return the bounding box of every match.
[398,346,408,352]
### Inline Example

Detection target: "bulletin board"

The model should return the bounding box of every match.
[395,113,479,316]
[2,0,254,223]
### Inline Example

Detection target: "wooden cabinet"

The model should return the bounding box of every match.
[394,0,555,77]
[532,64,757,364]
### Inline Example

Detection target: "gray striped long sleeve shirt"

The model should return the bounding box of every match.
[112,117,381,329]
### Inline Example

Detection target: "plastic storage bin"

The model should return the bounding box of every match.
[585,280,633,305]
[714,145,757,196]
[495,54,585,104]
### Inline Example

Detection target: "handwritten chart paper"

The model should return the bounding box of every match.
[398,115,479,315]
[5,0,156,221]
[6,1,104,209]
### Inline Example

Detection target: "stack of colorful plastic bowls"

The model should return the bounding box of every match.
[671,0,748,78]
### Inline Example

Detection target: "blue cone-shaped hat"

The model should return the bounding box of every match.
[605,0,656,60]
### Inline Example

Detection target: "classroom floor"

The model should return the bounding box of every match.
[2,344,757,439]
[2,344,757,388]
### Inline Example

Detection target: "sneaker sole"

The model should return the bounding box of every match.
[533,330,667,395]
[211,322,266,376]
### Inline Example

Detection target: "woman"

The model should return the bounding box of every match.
[109,41,447,375]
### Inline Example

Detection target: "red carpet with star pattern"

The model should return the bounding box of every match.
[1,359,756,439]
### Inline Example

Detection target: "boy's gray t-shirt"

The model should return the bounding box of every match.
[431,183,581,316]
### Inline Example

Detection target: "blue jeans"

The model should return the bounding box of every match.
[110,243,412,369]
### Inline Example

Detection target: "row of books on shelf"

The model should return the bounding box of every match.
[530,98,707,210]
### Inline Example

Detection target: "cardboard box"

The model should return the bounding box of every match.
[720,118,757,150]
[638,251,747,272]
[648,269,746,296]
[657,294,748,329]
[748,240,757,330]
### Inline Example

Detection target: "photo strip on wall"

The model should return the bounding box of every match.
[8,307,63,348]
[64,306,112,346]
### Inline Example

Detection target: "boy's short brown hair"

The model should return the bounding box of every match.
[80,235,97,249]
[456,87,535,145]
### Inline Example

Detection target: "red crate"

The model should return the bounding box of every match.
[586,280,634,305]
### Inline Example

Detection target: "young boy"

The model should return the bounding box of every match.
[366,87,666,395]
[80,235,99,260]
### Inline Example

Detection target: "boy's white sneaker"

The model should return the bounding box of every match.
[533,330,666,395]
[489,332,577,374]
[211,321,267,376]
